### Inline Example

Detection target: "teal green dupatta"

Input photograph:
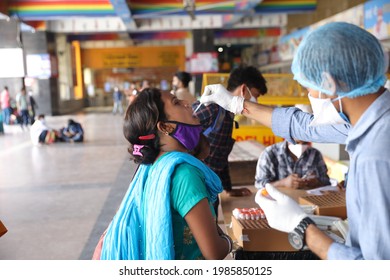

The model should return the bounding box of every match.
[100,151,222,260]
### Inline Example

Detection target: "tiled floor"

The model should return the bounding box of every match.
[0,107,138,260]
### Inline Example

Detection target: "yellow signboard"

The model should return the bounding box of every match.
[232,124,284,146]
[81,46,185,69]
[102,53,141,68]
[323,157,349,183]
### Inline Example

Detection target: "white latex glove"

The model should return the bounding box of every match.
[199,84,244,115]
[255,183,307,233]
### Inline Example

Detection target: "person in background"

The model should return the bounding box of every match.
[140,79,150,91]
[192,65,268,218]
[0,114,3,133]
[30,114,62,145]
[199,22,390,259]
[127,83,139,106]
[255,137,331,190]
[28,90,38,125]
[1,86,12,125]
[60,119,84,143]
[112,86,123,115]
[372,8,387,40]
[99,88,232,260]
[255,105,331,190]
[171,71,196,103]
[127,83,138,105]
[15,87,30,129]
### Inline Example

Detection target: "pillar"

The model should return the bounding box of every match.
[192,29,215,97]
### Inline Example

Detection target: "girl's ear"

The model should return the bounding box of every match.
[157,121,174,135]
[156,121,167,135]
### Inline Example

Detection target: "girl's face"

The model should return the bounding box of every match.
[160,91,200,125]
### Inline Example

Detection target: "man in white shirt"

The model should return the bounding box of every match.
[30,115,59,145]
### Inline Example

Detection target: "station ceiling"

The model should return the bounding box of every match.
[3,1,317,42]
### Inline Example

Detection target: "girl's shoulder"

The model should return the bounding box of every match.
[174,162,204,180]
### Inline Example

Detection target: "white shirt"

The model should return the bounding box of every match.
[30,119,49,145]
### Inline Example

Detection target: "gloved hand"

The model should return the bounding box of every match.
[199,84,245,115]
[255,183,307,233]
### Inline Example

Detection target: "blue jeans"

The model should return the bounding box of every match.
[20,109,29,127]
[2,107,12,125]
[112,100,123,114]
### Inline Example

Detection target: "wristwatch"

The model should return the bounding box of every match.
[288,217,315,250]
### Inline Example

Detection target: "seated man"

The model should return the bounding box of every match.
[61,119,84,143]
[30,114,62,145]
[255,138,331,190]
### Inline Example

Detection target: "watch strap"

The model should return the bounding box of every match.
[295,217,315,250]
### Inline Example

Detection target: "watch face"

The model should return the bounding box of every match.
[288,231,303,250]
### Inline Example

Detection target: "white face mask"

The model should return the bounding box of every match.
[246,86,257,103]
[250,96,257,103]
[288,143,309,158]
[308,92,349,126]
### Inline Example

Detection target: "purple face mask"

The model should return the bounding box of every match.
[166,121,203,151]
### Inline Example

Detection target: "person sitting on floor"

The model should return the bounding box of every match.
[60,119,84,143]
[30,114,62,145]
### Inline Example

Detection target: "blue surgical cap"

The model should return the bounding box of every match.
[291,22,388,98]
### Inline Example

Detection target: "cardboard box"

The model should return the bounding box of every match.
[0,220,7,238]
[231,216,294,252]
[299,192,347,219]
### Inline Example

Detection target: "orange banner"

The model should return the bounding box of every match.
[81,46,185,69]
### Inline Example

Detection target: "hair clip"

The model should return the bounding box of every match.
[138,134,155,140]
[133,144,144,156]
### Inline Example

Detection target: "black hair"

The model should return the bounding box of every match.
[123,88,168,164]
[174,71,192,88]
[227,65,268,95]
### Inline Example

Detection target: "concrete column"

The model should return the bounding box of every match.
[22,31,59,116]
[54,34,85,115]
[192,29,215,97]
[192,29,215,52]
[0,19,24,98]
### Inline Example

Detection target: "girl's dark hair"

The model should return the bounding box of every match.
[123,88,168,164]
[174,71,192,88]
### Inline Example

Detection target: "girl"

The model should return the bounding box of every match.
[99,88,232,260]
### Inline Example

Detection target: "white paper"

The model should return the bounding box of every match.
[306,185,339,196]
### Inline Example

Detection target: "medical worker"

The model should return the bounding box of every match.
[200,22,390,260]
